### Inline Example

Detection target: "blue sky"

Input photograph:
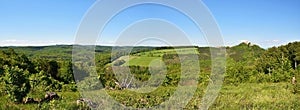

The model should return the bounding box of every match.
[0,0,299,48]
[204,0,300,47]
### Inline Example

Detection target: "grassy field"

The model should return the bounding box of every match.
[126,56,161,67]
[104,82,300,109]
[112,47,199,67]
[136,48,199,57]
[0,92,82,110]
[7,82,295,109]
[210,82,300,109]
[1,82,299,109]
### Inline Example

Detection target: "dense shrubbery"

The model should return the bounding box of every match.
[0,49,77,103]
[3,66,31,103]
[224,42,300,84]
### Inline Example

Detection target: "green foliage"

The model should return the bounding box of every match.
[254,43,297,83]
[292,83,300,94]
[1,43,300,109]
[58,60,74,84]
[227,42,264,62]
[29,70,62,92]
[210,83,300,109]
[3,66,31,103]
[34,59,59,79]
[77,76,103,91]
[129,66,151,81]
[106,86,176,108]
[0,48,35,74]
[225,42,299,84]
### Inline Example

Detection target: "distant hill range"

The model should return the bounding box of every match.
[0,41,299,63]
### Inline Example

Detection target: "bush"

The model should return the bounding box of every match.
[292,83,300,94]
[77,76,103,90]
[3,66,31,103]
[62,83,77,92]
[30,71,63,92]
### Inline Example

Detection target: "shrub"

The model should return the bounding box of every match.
[292,83,300,94]
[3,66,31,103]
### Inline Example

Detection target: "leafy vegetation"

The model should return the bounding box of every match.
[0,42,299,109]
[3,66,31,103]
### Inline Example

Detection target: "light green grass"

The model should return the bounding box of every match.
[0,92,81,110]
[124,56,162,67]
[111,47,199,67]
[63,83,300,109]
[135,48,199,57]
[1,83,300,109]
[209,83,300,109]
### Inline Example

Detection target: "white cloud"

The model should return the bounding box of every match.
[3,39,18,42]
[0,39,297,48]
[95,40,115,46]
[223,39,293,49]
[253,40,287,48]
[0,40,73,46]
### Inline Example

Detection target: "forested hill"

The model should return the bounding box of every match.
[226,42,265,62]
[0,42,296,59]
[0,42,299,72]
[1,42,299,71]
[0,45,156,60]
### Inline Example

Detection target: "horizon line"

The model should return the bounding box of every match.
[0,41,299,49]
